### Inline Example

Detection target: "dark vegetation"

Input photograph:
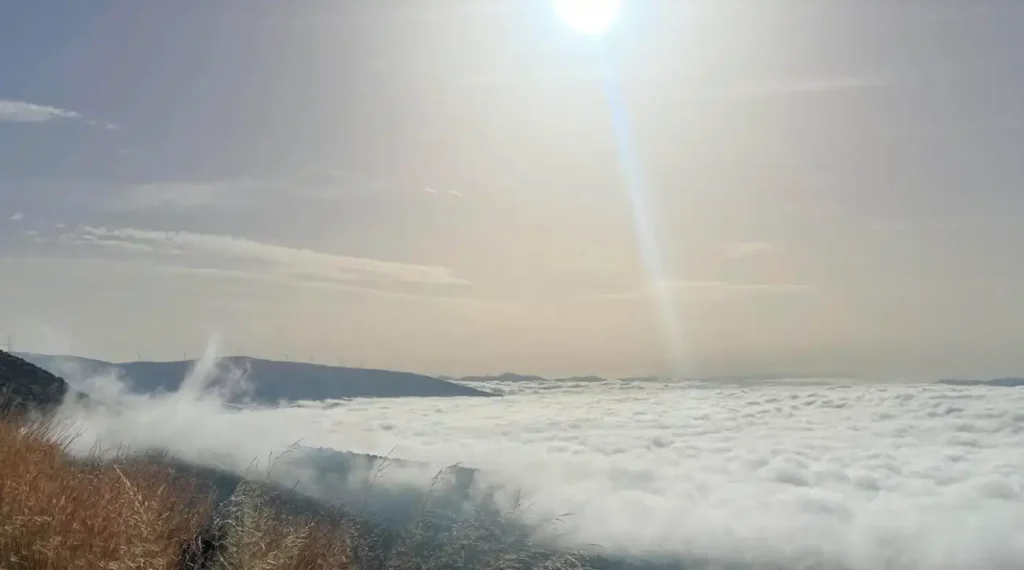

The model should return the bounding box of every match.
[0,349,69,416]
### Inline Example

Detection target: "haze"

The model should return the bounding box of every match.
[3,0,1024,380]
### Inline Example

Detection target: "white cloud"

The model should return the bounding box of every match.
[85,119,119,130]
[101,172,385,212]
[318,380,1024,568]
[422,187,463,197]
[54,366,1024,569]
[0,99,116,128]
[9,212,24,221]
[0,99,81,122]
[66,233,160,254]
[60,226,471,288]
[18,229,49,244]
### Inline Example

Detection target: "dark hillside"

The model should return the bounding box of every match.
[0,350,69,416]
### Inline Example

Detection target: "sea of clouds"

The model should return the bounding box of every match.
[47,340,1024,570]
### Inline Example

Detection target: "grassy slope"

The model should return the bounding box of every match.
[0,417,357,569]
[0,414,591,570]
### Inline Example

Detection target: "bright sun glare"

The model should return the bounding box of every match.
[553,0,623,36]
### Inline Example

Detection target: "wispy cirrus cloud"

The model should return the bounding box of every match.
[422,187,463,198]
[97,172,465,215]
[0,99,117,128]
[37,226,471,291]
[103,181,255,212]
[0,99,81,122]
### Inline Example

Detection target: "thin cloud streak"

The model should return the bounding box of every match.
[100,171,441,213]
[80,226,472,286]
[25,226,472,292]
[105,181,255,212]
[0,99,81,122]
[0,99,117,128]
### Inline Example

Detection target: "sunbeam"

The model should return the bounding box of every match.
[598,52,685,375]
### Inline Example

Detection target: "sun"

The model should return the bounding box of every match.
[553,0,623,36]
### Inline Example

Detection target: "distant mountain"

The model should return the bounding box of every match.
[17,354,496,404]
[456,372,613,383]
[555,375,607,383]
[456,373,549,383]
[938,377,1024,387]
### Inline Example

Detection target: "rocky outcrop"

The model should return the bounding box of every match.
[0,350,69,417]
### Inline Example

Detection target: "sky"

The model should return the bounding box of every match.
[2,0,1024,379]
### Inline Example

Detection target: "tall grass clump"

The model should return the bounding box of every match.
[0,417,209,569]
[205,479,354,570]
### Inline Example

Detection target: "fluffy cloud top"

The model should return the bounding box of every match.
[300,380,1024,569]
[53,363,1024,569]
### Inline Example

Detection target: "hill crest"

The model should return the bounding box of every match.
[17,353,495,403]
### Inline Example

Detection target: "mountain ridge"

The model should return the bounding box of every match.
[17,353,496,403]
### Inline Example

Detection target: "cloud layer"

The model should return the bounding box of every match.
[303,379,1024,568]
[50,362,1024,569]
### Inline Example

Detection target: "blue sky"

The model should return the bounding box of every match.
[2,0,1024,378]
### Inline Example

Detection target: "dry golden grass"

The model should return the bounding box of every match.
[0,417,355,570]
[208,480,353,570]
[0,418,209,569]
[0,411,579,570]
